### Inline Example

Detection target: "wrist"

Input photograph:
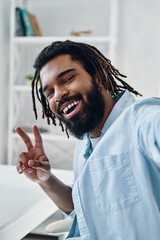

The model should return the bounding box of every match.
[38,172,54,186]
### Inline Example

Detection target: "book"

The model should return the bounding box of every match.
[28,12,42,36]
[15,7,26,36]
[20,8,34,36]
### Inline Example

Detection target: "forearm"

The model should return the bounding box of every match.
[39,173,74,214]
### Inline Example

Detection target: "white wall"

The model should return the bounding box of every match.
[0,0,10,164]
[116,0,160,98]
[0,0,160,164]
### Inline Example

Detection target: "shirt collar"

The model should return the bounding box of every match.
[101,90,136,136]
[83,90,136,158]
[83,135,92,159]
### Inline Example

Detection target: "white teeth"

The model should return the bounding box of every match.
[63,100,79,114]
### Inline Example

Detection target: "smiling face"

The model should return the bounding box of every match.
[40,54,114,139]
[41,54,93,118]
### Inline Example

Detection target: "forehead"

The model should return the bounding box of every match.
[40,54,83,82]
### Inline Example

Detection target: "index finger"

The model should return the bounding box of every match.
[15,127,33,151]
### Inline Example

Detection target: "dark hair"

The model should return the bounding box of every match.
[32,40,141,135]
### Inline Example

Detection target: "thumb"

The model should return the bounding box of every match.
[28,159,51,172]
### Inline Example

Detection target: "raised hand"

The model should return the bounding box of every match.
[15,125,51,183]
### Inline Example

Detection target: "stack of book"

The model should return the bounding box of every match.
[15,7,42,36]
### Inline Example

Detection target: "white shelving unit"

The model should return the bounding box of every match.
[8,0,118,168]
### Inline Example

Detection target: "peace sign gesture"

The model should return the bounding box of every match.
[15,125,51,183]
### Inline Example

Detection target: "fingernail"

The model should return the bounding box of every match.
[19,168,23,173]
[29,160,34,166]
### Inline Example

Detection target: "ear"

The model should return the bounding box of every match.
[94,75,104,89]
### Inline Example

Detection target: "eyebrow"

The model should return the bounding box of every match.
[42,68,76,93]
[56,68,76,79]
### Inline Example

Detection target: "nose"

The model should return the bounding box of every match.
[54,86,69,103]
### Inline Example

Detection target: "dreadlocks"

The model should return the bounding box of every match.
[32,40,142,136]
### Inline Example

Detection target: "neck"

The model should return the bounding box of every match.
[89,91,116,138]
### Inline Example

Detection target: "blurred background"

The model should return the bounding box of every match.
[0,0,160,167]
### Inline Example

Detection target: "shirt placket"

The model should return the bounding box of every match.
[72,181,91,240]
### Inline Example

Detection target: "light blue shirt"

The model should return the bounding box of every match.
[66,90,160,240]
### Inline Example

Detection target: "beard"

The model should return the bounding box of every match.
[56,80,105,139]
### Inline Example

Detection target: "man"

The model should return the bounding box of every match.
[16,40,160,240]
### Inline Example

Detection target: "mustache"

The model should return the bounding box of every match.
[56,93,82,114]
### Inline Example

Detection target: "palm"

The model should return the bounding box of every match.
[24,147,48,182]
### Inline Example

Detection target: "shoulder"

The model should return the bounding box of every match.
[129,97,160,135]
[131,97,160,120]
[134,97,160,107]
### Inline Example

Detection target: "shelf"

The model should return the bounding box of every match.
[14,36,111,45]
[8,0,118,165]
[12,132,76,141]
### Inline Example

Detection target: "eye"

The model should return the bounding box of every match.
[47,89,54,98]
[64,75,74,83]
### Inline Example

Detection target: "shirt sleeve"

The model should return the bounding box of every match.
[137,108,160,166]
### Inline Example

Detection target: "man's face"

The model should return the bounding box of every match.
[40,54,105,138]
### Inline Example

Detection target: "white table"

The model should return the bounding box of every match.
[0,164,73,240]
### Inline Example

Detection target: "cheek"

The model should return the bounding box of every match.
[82,87,92,103]
[48,99,56,114]
[73,83,91,99]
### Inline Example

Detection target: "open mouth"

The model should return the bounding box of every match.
[63,100,80,114]
[60,99,81,119]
